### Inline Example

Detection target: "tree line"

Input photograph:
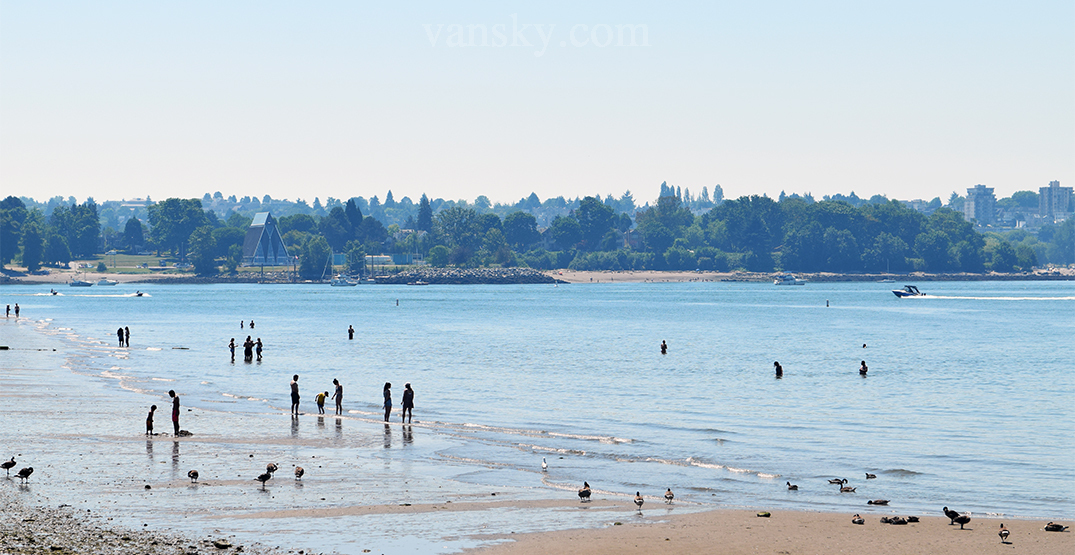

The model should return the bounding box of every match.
[2,189,1073,277]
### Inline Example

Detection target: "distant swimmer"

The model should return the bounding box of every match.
[862,343,867,348]
[859,361,868,376]
[229,338,236,362]
[347,325,354,340]
[249,320,255,329]
[241,320,244,329]
[774,361,783,378]
[660,340,667,355]
[255,338,263,361]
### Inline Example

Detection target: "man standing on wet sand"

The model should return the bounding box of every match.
[169,390,180,435]
[290,375,300,415]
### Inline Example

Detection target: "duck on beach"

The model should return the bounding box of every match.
[2,457,15,475]
[294,467,304,480]
[634,492,644,512]
[852,514,864,525]
[16,467,33,482]
[187,470,199,483]
[255,472,272,488]
[266,463,278,475]
[943,506,960,525]
[999,523,1010,543]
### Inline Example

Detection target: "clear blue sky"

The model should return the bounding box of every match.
[2,1,1072,205]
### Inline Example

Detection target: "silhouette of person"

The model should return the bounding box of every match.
[383,382,392,422]
[859,361,868,376]
[169,390,180,435]
[660,340,667,355]
[125,326,130,347]
[290,375,300,414]
[229,338,236,362]
[774,361,783,378]
[255,338,263,361]
[401,383,414,423]
[348,325,354,340]
[118,327,125,347]
[332,379,343,415]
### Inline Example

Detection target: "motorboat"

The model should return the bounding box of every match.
[69,279,93,287]
[329,275,358,286]
[892,285,924,298]
[773,273,806,285]
[96,279,118,286]
[407,281,430,286]
[135,291,144,297]
[50,289,58,295]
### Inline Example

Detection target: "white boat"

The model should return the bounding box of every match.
[96,279,118,286]
[773,273,806,285]
[329,275,358,286]
[892,285,924,298]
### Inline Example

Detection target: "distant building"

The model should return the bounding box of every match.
[963,184,996,225]
[242,212,291,266]
[1039,180,1072,222]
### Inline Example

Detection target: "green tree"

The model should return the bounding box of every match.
[863,232,909,272]
[345,199,364,231]
[211,227,246,259]
[0,196,28,265]
[915,230,952,271]
[44,233,72,266]
[345,241,366,275]
[428,245,450,267]
[298,235,331,278]
[224,244,243,273]
[320,206,353,251]
[188,225,218,275]
[416,194,433,232]
[148,198,209,259]
[20,222,45,271]
[550,215,582,250]
[123,217,145,251]
[436,206,480,250]
[990,241,1017,272]
[575,196,616,251]
[503,211,539,248]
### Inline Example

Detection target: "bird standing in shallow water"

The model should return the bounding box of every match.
[187,470,199,483]
[294,467,304,480]
[999,523,1010,543]
[634,492,644,512]
[665,488,674,504]
[1,457,15,475]
[786,481,798,491]
[541,457,547,472]
[16,467,33,482]
[578,482,591,502]
[255,472,272,488]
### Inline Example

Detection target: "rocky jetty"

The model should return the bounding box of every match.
[376,267,565,285]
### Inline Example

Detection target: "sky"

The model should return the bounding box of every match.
[2,1,1072,206]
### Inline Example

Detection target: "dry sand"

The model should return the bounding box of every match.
[468,508,1073,555]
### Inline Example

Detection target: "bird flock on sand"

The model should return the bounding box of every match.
[3,456,32,483]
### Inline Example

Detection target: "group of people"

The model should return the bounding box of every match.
[116,326,131,347]
[145,390,181,436]
[6,304,19,318]
[771,360,868,377]
[311,378,345,415]
[229,336,263,362]
[383,382,415,423]
[290,376,414,423]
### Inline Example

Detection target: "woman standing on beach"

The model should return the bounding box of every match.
[332,379,343,415]
[169,390,180,435]
[382,382,392,422]
[401,383,414,423]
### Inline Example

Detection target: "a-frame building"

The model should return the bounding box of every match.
[242,212,291,266]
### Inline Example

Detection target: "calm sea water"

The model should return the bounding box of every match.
[2,279,1073,550]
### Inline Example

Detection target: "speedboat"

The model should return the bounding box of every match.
[69,279,93,287]
[774,273,806,285]
[135,291,144,297]
[892,285,924,298]
[96,279,118,286]
[329,275,357,286]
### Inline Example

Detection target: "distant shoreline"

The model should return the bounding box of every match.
[2,267,1073,286]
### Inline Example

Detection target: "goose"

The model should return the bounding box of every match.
[999,523,1009,543]
[865,473,876,479]
[578,482,591,502]
[889,517,908,525]
[634,492,644,511]
[906,516,919,523]
[1,457,14,475]
[541,457,547,472]
[16,467,33,482]
[266,463,278,475]
[255,472,272,488]
[665,488,674,504]
[1044,522,1068,532]
[840,485,857,493]
[867,499,889,505]
[851,514,864,525]
[294,466,304,480]
[828,478,846,485]
[953,513,971,530]
[943,506,960,525]
[786,481,798,491]
[187,470,199,483]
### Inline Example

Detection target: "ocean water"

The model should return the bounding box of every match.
[1,280,1073,553]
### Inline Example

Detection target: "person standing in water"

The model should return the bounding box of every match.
[243,336,254,361]
[124,326,130,347]
[401,383,414,423]
[660,340,667,355]
[14,303,19,318]
[774,361,783,378]
[117,327,125,347]
[315,391,328,414]
[331,379,343,415]
[347,325,354,340]
[168,390,180,435]
[249,320,255,329]
[859,360,868,376]
[228,338,236,362]
[146,405,156,436]
[255,338,263,361]
[382,382,392,422]
[290,375,300,415]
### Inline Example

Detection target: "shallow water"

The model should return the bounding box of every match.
[1,280,1073,553]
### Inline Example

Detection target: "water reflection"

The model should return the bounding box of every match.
[317,416,325,429]
[171,441,180,474]
[334,418,342,440]
[383,423,392,449]
[291,414,299,438]
[402,425,413,445]
[146,439,154,461]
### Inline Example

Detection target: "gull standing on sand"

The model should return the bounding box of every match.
[541,457,547,472]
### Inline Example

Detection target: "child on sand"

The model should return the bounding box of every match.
[315,391,328,414]
[146,405,156,436]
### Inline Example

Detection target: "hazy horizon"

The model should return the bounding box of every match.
[2,2,1072,204]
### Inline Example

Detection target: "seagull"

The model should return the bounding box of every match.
[266,463,278,475]
[187,470,199,483]
[665,488,674,504]
[953,513,971,530]
[294,466,304,480]
[634,492,644,512]
[1,457,15,475]
[255,472,272,488]
[867,499,889,505]
[828,478,846,485]
[865,473,876,479]
[16,467,33,482]
[578,482,591,502]
[943,506,960,525]
[999,523,1010,543]
[786,481,798,491]
[851,514,864,525]
[541,457,547,472]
